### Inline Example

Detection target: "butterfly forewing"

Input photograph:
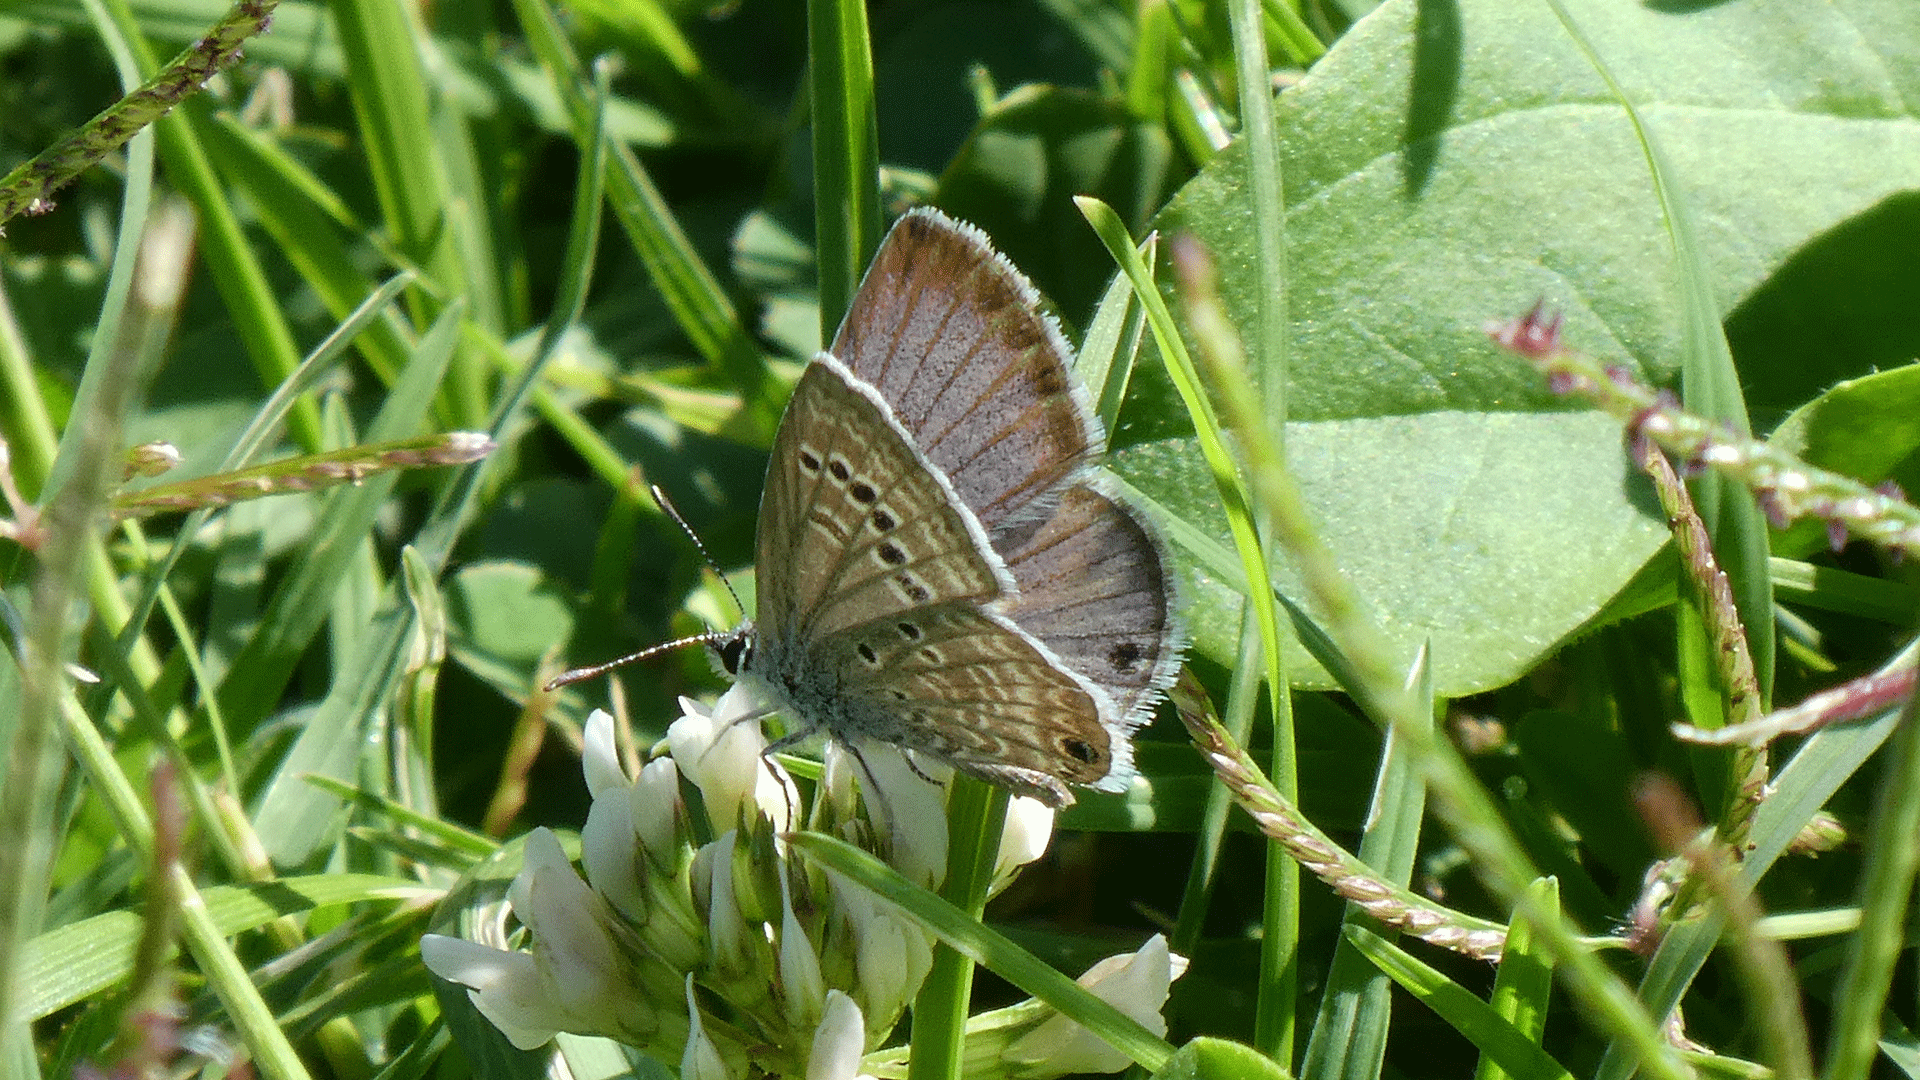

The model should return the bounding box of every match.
[998,480,1181,726]
[820,602,1116,807]
[756,354,1012,642]
[832,210,1099,533]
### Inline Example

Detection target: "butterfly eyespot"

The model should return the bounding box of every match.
[877,541,907,566]
[890,690,908,701]
[1028,356,1068,396]
[870,509,896,531]
[1061,738,1098,764]
[896,621,922,641]
[856,643,878,664]
[798,449,822,473]
[827,457,852,482]
[919,647,943,664]
[1108,641,1145,673]
[849,481,877,504]
[896,574,930,603]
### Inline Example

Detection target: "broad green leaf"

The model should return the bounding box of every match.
[1138,0,1920,694]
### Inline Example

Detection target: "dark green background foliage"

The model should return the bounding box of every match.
[3,0,1919,1077]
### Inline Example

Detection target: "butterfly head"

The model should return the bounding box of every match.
[708,624,755,678]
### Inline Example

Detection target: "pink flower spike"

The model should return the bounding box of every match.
[1828,520,1849,553]
[1486,300,1563,358]
[1758,492,1792,531]
[1876,480,1907,501]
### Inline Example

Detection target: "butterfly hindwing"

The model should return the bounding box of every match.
[818,602,1117,807]
[998,479,1181,727]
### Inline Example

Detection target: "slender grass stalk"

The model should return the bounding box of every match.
[331,0,492,427]
[512,0,779,436]
[0,0,275,223]
[96,0,325,453]
[1543,0,1774,708]
[1226,0,1297,1058]
[1300,648,1433,1080]
[908,779,1008,1080]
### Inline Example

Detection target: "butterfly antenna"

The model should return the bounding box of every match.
[651,484,747,622]
[544,632,719,692]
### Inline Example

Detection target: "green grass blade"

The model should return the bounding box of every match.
[1475,878,1561,1080]
[807,0,881,336]
[791,832,1176,1073]
[215,305,465,742]
[1301,647,1433,1080]
[1603,638,1920,1080]
[909,779,1008,1080]
[1346,925,1574,1080]
[512,0,778,435]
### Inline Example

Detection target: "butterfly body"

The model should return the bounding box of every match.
[720,210,1181,808]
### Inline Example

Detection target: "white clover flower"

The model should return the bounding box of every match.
[423,828,658,1050]
[682,975,741,1080]
[991,796,1056,894]
[837,741,949,890]
[581,709,630,797]
[580,716,645,922]
[806,990,875,1080]
[1003,934,1188,1077]
[429,686,1067,1077]
[852,906,932,1037]
[669,684,799,834]
[631,755,685,864]
[419,936,568,1050]
[778,867,827,1035]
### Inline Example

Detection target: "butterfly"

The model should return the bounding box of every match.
[704,210,1183,808]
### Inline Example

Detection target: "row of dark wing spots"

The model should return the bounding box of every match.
[799,448,821,473]
[856,642,879,664]
[897,574,930,603]
[897,620,923,641]
[804,386,885,623]
[849,480,877,504]
[877,541,907,565]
